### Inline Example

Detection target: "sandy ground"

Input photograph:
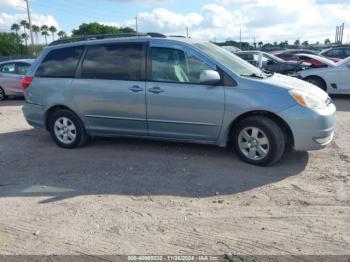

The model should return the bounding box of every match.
[0,98,349,256]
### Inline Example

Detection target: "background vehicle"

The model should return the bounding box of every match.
[271,49,318,61]
[235,51,310,75]
[298,56,350,94]
[0,59,34,101]
[221,45,241,53]
[22,34,335,166]
[293,53,340,68]
[320,47,350,60]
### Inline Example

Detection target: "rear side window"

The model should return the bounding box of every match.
[16,62,31,75]
[35,46,83,78]
[326,49,343,57]
[81,43,145,81]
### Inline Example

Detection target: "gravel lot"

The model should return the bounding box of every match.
[0,98,349,256]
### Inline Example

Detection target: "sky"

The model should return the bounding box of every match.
[0,0,350,44]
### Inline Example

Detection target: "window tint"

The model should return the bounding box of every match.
[1,63,16,74]
[16,62,30,75]
[151,47,214,83]
[36,46,83,78]
[81,43,145,81]
[344,49,350,56]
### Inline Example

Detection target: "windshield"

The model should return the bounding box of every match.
[194,42,263,77]
[336,56,350,66]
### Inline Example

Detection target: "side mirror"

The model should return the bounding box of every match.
[200,70,221,85]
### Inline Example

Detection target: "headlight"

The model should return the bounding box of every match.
[288,89,327,109]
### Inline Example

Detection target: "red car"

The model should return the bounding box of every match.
[292,54,340,68]
[271,49,340,64]
[271,49,318,61]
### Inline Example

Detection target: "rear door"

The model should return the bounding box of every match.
[71,42,147,136]
[145,44,225,141]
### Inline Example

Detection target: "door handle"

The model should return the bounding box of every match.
[148,86,164,94]
[128,85,144,93]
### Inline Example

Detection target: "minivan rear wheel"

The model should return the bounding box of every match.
[49,109,88,148]
[233,116,285,166]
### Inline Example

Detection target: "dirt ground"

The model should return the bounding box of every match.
[0,97,349,256]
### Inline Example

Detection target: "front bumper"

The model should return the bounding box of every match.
[22,103,45,129]
[279,103,336,151]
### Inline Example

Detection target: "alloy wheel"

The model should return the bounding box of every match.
[238,127,270,160]
[54,117,77,145]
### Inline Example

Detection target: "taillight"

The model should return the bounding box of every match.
[21,76,33,90]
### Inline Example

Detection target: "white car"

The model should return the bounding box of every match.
[298,55,350,94]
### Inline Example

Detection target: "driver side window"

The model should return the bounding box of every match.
[151,47,214,84]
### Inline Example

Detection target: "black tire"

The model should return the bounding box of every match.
[0,87,6,101]
[233,116,285,166]
[49,109,88,148]
[305,76,327,92]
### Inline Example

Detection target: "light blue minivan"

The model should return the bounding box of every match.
[22,34,336,165]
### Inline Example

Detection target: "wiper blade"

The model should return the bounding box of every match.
[240,73,264,79]
[263,70,274,77]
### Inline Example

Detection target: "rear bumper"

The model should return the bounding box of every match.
[22,103,45,129]
[279,103,336,151]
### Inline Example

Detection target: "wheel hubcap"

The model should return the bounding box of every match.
[54,117,77,144]
[238,127,269,160]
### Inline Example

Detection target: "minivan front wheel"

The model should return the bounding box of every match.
[0,87,6,101]
[233,116,285,166]
[49,109,88,148]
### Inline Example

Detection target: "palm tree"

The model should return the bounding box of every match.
[20,20,28,34]
[49,26,57,41]
[57,30,67,39]
[324,38,331,46]
[31,25,40,44]
[11,23,20,36]
[40,25,49,45]
[21,33,29,46]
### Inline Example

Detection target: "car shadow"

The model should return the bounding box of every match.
[0,129,309,203]
[0,97,25,107]
[330,94,350,112]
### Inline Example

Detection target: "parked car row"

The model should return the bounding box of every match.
[227,47,350,94]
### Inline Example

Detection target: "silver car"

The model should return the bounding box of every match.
[22,34,336,166]
[0,59,34,100]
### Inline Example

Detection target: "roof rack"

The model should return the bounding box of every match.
[49,32,166,46]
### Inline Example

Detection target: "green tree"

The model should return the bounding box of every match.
[49,25,57,41]
[258,41,263,48]
[41,25,49,45]
[71,22,135,36]
[302,40,309,47]
[11,23,20,37]
[0,32,22,56]
[57,30,67,39]
[31,25,40,44]
[294,39,300,46]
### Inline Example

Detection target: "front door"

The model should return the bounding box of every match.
[146,45,225,141]
[71,42,147,136]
